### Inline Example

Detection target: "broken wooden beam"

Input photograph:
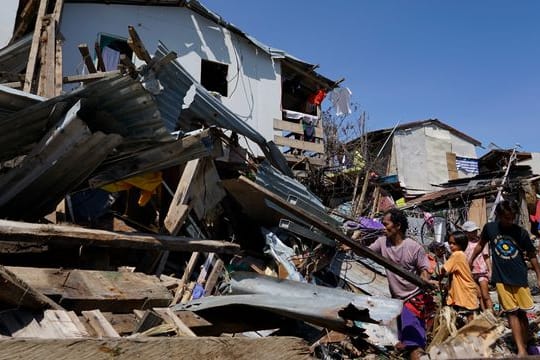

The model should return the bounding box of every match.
[23,0,50,93]
[128,25,152,63]
[94,42,106,72]
[78,43,97,73]
[7,267,172,313]
[81,310,120,338]
[0,265,63,311]
[0,337,312,360]
[0,219,240,255]
[119,54,137,77]
[62,70,121,84]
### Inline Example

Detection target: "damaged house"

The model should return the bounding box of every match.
[5,0,336,166]
[0,0,439,359]
[361,119,482,197]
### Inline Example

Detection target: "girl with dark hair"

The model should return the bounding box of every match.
[439,231,479,324]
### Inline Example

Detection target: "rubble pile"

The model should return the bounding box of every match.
[2,1,540,359]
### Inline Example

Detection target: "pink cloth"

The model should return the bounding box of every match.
[465,240,488,276]
[530,200,540,223]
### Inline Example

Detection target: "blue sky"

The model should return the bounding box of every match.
[202,0,539,154]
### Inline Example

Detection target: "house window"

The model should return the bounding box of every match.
[201,59,228,97]
[97,33,133,71]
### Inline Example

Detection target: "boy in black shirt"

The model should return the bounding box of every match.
[469,200,540,356]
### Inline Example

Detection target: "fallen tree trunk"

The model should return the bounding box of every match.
[0,337,311,360]
[0,219,240,254]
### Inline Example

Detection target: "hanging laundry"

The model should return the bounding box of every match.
[456,156,479,175]
[307,89,326,105]
[329,87,352,116]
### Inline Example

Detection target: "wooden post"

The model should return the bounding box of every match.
[24,0,49,93]
[171,252,200,305]
[37,16,56,97]
[54,37,63,96]
[78,44,97,73]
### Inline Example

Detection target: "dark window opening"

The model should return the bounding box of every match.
[201,59,228,97]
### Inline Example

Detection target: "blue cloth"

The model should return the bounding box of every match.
[192,283,205,299]
[398,305,426,348]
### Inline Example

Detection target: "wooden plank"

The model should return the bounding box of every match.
[23,0,50,93]
[63,70,121,84]
[7,267,172,313]
[101,313,138,335]
[164,159,201,235]
[82,310,120,338]
[164,158,226,234]
[54,37,63,96]
[0,219,240,255]
[236,176,432,290]
[133,310,163,334]
[42,310,88,338]
[10,0,39,44]
[94,42,106,72]
[119,54,137,76]
[196,253,216,284]
[0,265,63,311]
[66,311,90,336]
[180,282,195,304]
[78,44,97,73]
[171,252,200,305]
[274,135,325,153]
[273,119,323,138]
[0,310,43,338]
[153,308,196,337]
[127,25,152,63]
[174,311,212,330]
[0,337,312,360]
[204,259,224,295]
[52,0,64,23]
[446,152,458,180]
[283,153,326,167]
[37,17,56,97]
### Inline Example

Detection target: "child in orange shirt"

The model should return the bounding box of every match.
[440,231,479,324]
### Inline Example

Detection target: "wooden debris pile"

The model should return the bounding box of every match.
[0,5,480,359]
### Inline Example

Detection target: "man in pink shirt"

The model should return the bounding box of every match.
[369,208,433,360]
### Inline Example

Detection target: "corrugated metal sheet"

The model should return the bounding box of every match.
[226,271,399,324]
[0,101,123,220]
[328,252,391,298]
[0,34,32,73]
[0,75,171,163]
[0,75,176,220]
[256,161,339,227]
[175,271,402,334]
[0,84,44,119]
[88,128,218,187]
[152,43,292,176]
